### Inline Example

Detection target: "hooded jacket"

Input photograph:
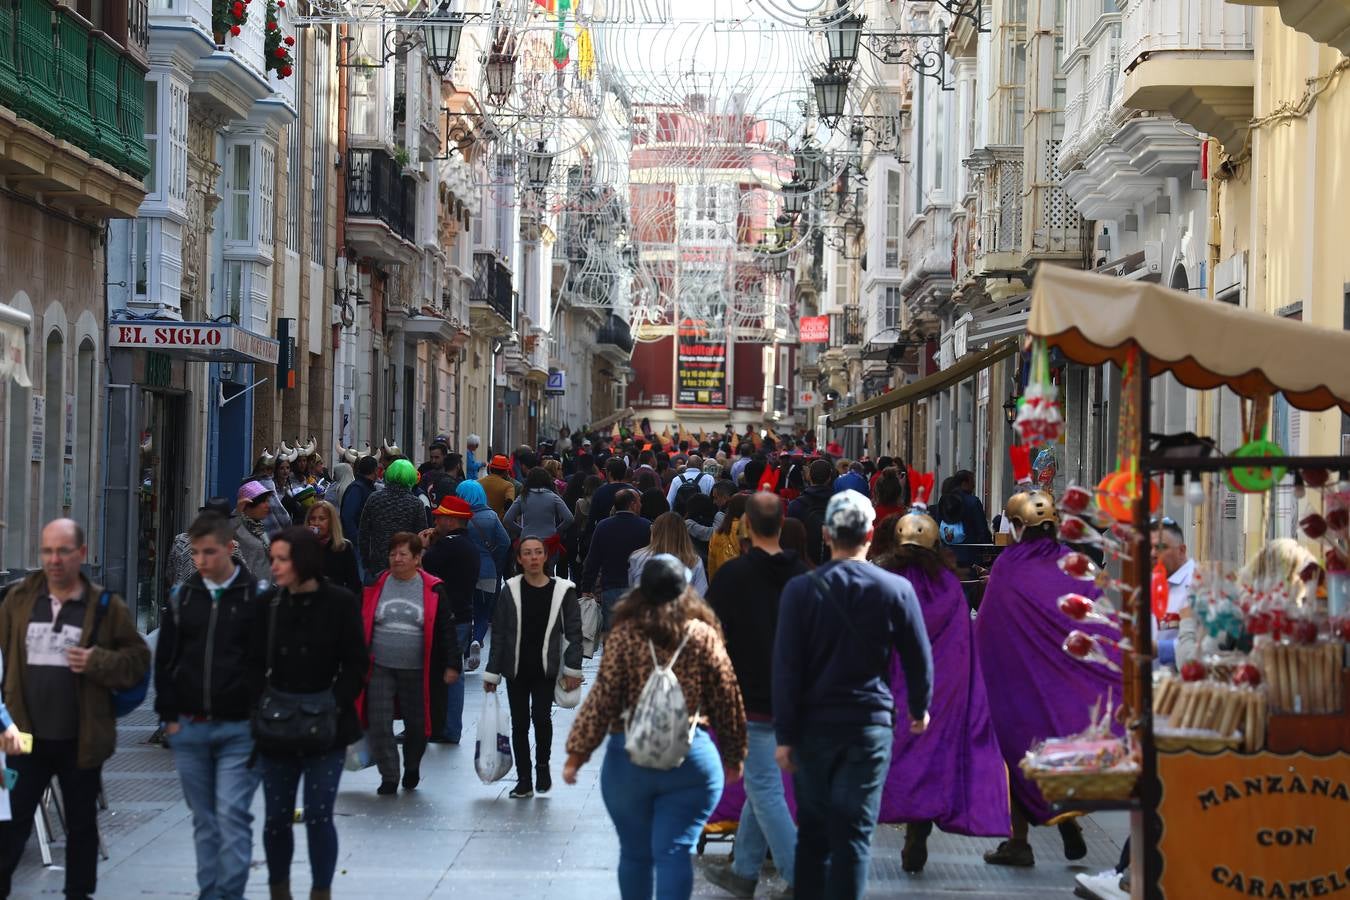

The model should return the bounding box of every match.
[707,547,807,717]
[483,576,584,685]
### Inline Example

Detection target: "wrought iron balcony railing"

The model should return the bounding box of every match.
[347,148,417,243]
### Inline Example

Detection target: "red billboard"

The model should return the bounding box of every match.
[799,315,829,344]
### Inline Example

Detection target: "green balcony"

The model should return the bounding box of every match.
[0,0,18,109]
[15,0,61,135]
[54,6,96,153]
[88,33,123,167]
[117,54,149,179]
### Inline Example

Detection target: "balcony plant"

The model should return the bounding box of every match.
[213,0,250,43]
[265,0,295,78]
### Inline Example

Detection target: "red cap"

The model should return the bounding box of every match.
[432,496,473,519]
[490,454,511,471]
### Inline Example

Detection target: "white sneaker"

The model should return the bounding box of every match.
[465,641,482,672]
[1074,870,1128,900]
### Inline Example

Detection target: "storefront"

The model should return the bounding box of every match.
[103,319,278,629]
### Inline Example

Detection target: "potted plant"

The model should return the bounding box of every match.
[212,0,249,45]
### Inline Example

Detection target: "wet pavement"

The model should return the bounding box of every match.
[12,655,1127,898]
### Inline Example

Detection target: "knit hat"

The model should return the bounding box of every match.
[433,496,473,519]
[384,458,418,487]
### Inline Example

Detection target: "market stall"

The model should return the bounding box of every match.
[1019,265,1350,900]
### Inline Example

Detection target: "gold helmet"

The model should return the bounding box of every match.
[1005,491,1032,523]
[1013,490,1058,528]
[896,513,939,550]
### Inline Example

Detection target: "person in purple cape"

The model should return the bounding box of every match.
[975,490,1121,867]
[874,511,1011,873]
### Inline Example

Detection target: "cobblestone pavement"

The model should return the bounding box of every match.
[13,656,1126,899]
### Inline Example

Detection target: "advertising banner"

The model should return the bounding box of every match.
[676,317,726,408]
[799,315,830,344]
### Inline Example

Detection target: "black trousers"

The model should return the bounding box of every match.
[0,738,102,899]
[506,673,554,779]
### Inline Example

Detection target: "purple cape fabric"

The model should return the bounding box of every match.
[876,564,1009,835]
[975,538,1122,825]
[709,565,1008,836]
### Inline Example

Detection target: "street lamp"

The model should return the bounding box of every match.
[794,139,827,187]
[485,52,516,102]
[420,3,464,78]
[812,72,849,127]
[526,141,554,188]
[782,178,807,216]
[825,8,866,69]
[1003,395,1019,425]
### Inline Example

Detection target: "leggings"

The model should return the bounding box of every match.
[260,749,345,890]
[506,673,554,776]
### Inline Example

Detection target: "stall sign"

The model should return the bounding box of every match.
[1158,750,1350,899]
[799,316,830,344]
[676,318,726,408]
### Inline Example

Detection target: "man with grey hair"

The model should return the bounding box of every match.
[772,490,933,900]
[665,453,713,511]
[465,433,483,480]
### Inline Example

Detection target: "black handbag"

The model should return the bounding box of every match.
[252,592,338,756]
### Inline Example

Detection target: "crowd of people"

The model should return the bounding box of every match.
[0,421,1134,900]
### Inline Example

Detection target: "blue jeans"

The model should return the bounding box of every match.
[600,729,723,900]
[791,724,892,900]
[472,586,497,645]
[732,721,796,886]
[600,587,626,636]
[444,622,474,741]
[170,718,260,900]
[260,749,345,891]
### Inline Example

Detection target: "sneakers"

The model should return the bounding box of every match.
[1059,819,1088,861]
[465,641,482,672]
[983,839,1035,867]
[1074,869,1129,900]
[508,781,533,799]
[535,765,552,795]
[703,864,756,898]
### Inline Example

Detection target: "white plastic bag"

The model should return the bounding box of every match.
[344,735,374,772]
[554,675,582,709]
[578,595,602,658]
[474,691,513,784]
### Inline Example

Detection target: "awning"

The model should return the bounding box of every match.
[828,337,1019,427]
[398,314,458,344]
[1029,265,1350,414]
[0,303,32,387]
[109,320,279,365]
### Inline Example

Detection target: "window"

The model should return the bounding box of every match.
[833,254,850,308]
[227,144,251,242]
[310,27,331,261]
[143,81,158,195]
[168,80,188,207]
[259,144,275,247]
[932,90,944,192]
[285,118,302,251]
[349,27,381,137]
[885,170,901,267]
[223,260,245,322]
[884,286,901,330]
[132,220,149,299]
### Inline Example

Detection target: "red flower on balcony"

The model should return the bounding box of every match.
[264,0,294,78]
[284,35,294,46]
[213,0,249,40]
[230,24,240,34]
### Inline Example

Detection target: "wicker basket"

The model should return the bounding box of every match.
[1020,761,1139,803]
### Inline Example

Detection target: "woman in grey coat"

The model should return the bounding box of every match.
[503,467,575,539]
[483,536,584,799]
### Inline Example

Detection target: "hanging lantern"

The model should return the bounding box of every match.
[525,141,554,188]
[782,178,807,216]
[812,72,849,126]
[485,52,516,102]
[420,3,464,78]
[825,9,866,69]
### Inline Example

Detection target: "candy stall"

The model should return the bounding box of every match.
[1016,265,1350,900]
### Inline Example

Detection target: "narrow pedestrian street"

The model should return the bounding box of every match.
[15,655,1125,899]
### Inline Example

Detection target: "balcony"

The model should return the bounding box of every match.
[1121,0,1255,150]
[829,305,864,350]
[1229,0,1350,55]
[595,313,634,364]
[966,146,1024,277]
[0,0,149,220]
[346,148,418,263]
[469,251,514,332]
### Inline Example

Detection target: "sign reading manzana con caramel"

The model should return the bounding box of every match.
[1159,751,1350,899]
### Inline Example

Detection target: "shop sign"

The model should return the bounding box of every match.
[546,370,565,396]
[1158,751,1350,899]
[798,389,818,407]
[799,315,829,344]
[31,396,44,462]
[109,321,279,365]
[676,317,726,408]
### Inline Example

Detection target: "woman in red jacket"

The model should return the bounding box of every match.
[356,532,461,795]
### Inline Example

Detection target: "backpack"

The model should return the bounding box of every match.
[937,493,967,545]
[89,591,151,718]
[672,471,702,516]
[623,628,698,770]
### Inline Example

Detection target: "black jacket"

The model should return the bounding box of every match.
[155,566,262,722]
[250,580,370,752]
[786,485,833,565]
[321,540,362,599]
[421,531,478,625]
[707,547,807,718]
[580,511,651,593]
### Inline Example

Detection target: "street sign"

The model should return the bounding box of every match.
[797,389,817,407]
[546,370,565,396]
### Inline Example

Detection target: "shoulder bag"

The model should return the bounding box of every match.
[252,592,338,756]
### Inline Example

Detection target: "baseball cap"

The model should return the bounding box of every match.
[824,489,876,540]
[432,496,473,519]
[237,481,270,506]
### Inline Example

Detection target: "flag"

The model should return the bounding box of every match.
[552,0,571,69]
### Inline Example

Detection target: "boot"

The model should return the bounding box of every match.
[902,821,933,873]
[269,884,292,900]
[535,763,552,795]
[1059,818,1088,860]
[310,891,331,900]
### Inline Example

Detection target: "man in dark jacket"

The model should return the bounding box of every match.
[582,456,633,546]
[358,458,427,583]
[786,458,837,566]
[156,512,261,900]
[773,490,933,900]
[420,496,480,742]
[340,455,379,560]
[706,493,807,898]
[0,519,150,900]
[579,489,650,635]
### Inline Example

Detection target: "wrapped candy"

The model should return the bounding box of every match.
[1063,630,1122,673]
[1058,592,1118,627]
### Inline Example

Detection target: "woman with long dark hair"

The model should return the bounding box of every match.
[252,527,368,900]
[873,514,1009,872]
[563,555,746,900]
[628,512,708,596]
